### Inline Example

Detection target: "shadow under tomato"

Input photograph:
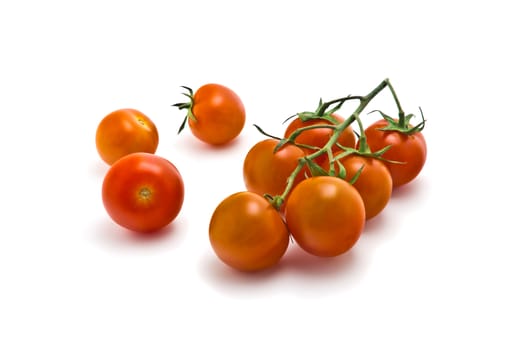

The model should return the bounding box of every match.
[181,133,244,154]
[199,252,282,291]
[94,218,181,247]
[363,212,390,236]
[390,176,424,200]
[278,243,360,278]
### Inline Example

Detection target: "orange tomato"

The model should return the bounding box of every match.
[284,176,365,257]
[324,155,392,220]
[209,192,289,272]
[188,84,245,145]
[96,108,159,165]
[364,119,427,187]
[243,139,306,206]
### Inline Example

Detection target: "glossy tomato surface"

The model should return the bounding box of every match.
[325,155,392,220]
[364,119,427,187]
[209,192,289,272]
[284,176,365,257]
[102,153,184,233]
[96,108,158,165]
[189,83,245,145]
[243,139,306,203]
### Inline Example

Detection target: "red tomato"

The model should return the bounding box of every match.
[364,119,427,187]
[284,176,365,257]
[284,114,355,165]
[324,155,392,220]
[102,153,184,233]
[188,84,245,145]
[96,108,158,165]
[209,192,290,272]
[243,139,306,206]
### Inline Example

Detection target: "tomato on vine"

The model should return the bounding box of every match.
[102,153,185,234]
[96,108,159,165]
[209,192,290,272]
[364,110,427,188]
[322,114,393,220]
[243,138,306,208]
[284,176,365,257]
[173,83,245,146]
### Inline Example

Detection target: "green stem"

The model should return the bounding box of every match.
[355,114,370,153]
[316,95,360,116]
[386,79,406,125]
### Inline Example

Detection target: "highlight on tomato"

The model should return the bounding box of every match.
[96,108,159,165]
[209,191,290,272]
[243,138,306,207]
[284,176,365,257]
[102,152,185,234]
[173,83,246,146]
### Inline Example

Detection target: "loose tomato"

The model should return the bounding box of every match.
[284,176,365,257]
[209,192,290,272]
[243,139,306,206]
[284,114,355,165]
[364,119,427,187]
[102,153,184,234]
[175,84,245,145]
[323,155,392,220]
[96,108,159,165]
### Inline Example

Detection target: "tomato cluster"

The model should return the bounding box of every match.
[210,79,427,271]
[95,84,245,233]
[94,79,427,274]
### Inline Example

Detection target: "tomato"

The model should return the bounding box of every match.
[181,83,245,145]
[284,114,355,165]
[323,155,392,220]
[102,153,184,234]
[243,139,306,206]
[209,192,290,272]
[96,108,158,165]
[284,176,365,257]
[364,119,427,187]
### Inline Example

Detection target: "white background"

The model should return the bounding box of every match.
[1,0,524,349]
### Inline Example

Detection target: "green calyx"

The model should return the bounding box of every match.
[172,86,197,134]
[368,108,426,135]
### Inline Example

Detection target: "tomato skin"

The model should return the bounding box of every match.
[102,153,184,233]
[284,176,365,257]
[243,139,306,202]
[209,192,289,272]
[284,114,355,165]
[96,108,158,165]
[324,155,392,220]
[364,120,427,187]
[189,84,245,145]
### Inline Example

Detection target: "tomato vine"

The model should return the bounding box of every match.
[256,78,424,210]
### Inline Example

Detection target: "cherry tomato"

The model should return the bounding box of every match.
[324,155,392,220]
[96,108,159,165]
[364,119,427,187]
[209,192,290,272]
[102,153,184,234]
[284,114,355,165]
[243,139,306,206]
[284,176,365,257]
[188,83,245,145]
